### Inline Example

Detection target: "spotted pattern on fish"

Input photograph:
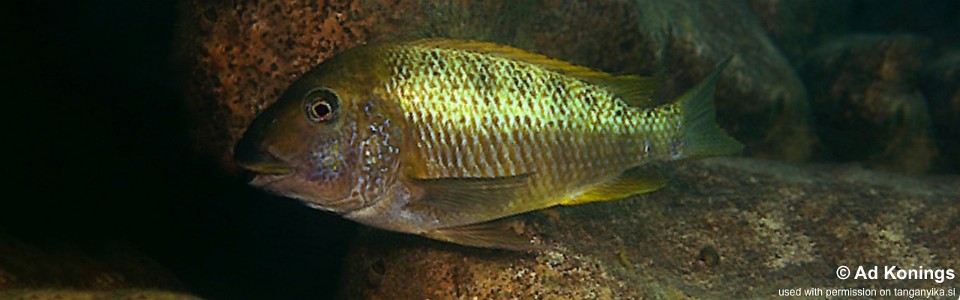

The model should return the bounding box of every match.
[353,100,403,207]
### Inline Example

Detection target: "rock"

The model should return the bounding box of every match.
[338,157,960,299]
[177,0,375,173]
[177,0,816,173]
[0,233,194,297]
[746,0,852,61]
[0,289,201,299]
[920,52,960,173]
[801,34,940,174]
[842,0,960,50]
[624,0,818,162]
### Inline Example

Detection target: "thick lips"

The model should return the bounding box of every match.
[234,133,294,184]
[236,159,294,186]
[248,172,292,187]
[236,160,293,175]
[237,158,294,188]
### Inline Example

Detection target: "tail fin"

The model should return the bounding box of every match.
[677,57,744,159]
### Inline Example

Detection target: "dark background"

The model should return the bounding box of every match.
[4,1,355,299]
[1,0,956,299]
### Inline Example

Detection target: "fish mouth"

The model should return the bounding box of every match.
[234,147,295,186]
[234,134,295,185]
[237,162,295,186]
[249,172,292,187]
[238,161,294,176]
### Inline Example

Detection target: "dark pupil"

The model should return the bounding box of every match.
[305,89,339,122]
[312,100,331,119]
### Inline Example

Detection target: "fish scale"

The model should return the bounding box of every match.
[385,43,667,211]
[235,39,742,249]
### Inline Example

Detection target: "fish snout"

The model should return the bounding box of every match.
[234,133,293,176]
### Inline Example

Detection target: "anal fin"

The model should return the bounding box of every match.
[562,167,667,205]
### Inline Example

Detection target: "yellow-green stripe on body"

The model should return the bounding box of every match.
[384,43,682,223]
[235,38,742,250]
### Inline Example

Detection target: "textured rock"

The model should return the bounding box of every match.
[177,0,816,173]
[801,34,940,174]
[338,157,960,299]
[177,0,376,173]
[920,52,960,173]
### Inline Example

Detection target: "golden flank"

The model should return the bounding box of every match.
[234,39,742,250]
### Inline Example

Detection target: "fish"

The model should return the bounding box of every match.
[234,39,743,250]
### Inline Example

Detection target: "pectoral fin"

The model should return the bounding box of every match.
[562,167,667,205]
[424,219,542,251]
[411,173,535,221]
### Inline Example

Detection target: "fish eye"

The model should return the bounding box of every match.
[304,88,340,122]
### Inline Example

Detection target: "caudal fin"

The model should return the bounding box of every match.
[677,57,744,159]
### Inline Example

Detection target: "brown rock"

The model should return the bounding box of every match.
[338,157,960,299]
[801,34,940,174]
[177,0,378,173]
[177,0,816,173]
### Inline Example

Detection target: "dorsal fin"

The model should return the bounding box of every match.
[599,75,661,107]
[402,39,660,107]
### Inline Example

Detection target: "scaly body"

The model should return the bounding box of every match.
[234,39,741,249]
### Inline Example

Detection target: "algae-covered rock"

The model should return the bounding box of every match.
[801,34,940,174]
[177,0,816,173]
[338,157,960,299]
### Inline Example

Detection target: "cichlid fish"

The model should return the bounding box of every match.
[234,39,742,250]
